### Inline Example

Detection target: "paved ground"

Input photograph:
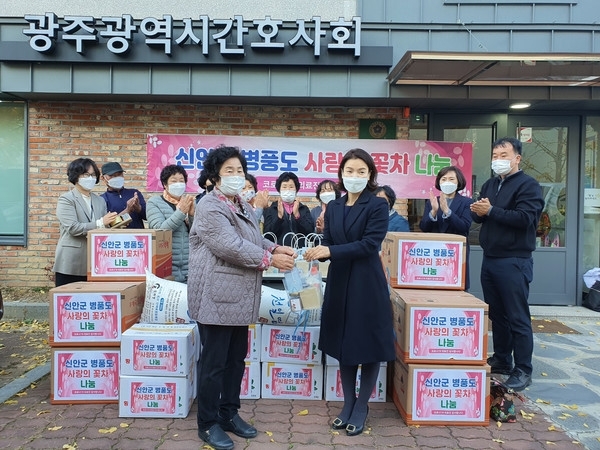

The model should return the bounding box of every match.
[0,304,599,449]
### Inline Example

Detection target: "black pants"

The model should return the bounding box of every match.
[196,324,248,431]
[55,273,87,287]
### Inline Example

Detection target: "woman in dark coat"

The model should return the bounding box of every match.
[304,148,394,437]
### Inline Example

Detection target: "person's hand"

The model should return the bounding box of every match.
[292,199,300,219]
[303,245,331,261]
[271,253,295,271]
[429,190,439,217]
[254,189,269,209]
[125,192,141,213]
[273,245,297,258]
[439,194,449,215]
[102,212,119,227]
[470,198,492,217]
[177,194,194,215]
[316,212,325,233]
[277,198,284,219]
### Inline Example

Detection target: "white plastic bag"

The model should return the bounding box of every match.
[583,268,600,289]
[141,271,191,324]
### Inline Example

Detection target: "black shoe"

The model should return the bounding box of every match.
[331,417,347,430]
[346,406,368,436]
[487,356,513,375]
[218,414,258,439]
[504,368,532,391]
[198,424,234,450]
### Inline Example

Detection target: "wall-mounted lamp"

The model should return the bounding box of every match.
[509,102,531,110]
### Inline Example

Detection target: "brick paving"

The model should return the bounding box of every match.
[0,374,585,450]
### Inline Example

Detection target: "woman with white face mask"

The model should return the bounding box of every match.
[146,164,194,283]
[53,158,118,286]
[241,173,269,224]
[262,171,315,245]
[187,146,297,450]
[310,180,341,234]
[419,165,474,289]
[303,149,395,437]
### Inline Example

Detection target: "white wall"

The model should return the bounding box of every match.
[0,0,356,21]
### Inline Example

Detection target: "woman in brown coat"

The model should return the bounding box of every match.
[187,146,296,450]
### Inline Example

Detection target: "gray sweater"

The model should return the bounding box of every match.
[146,195,193,283]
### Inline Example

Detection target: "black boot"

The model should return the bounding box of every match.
[0,289,4,320]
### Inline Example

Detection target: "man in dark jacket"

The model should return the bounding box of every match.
[100,162,146,229]
[470,137,544,391]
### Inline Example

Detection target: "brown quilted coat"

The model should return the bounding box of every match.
[187,189,274,326]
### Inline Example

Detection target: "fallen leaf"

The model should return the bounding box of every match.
[331,430,340,435]
[119,423,129,428]
[37,410,51,416]
[48,426,62,431]
[98,427,117,434]
[548,425,557,431]
[62,444,77,450]
[584,423,589,428]
[541,372,548,377]
[297,409,309,416]
[562,413,573,418]
[559,404,579,410]
[4,400,18,405]
[537,325,545,329]
[496,421,502,428]
[16,392,27,397]
[265,431,273,437]
[545,442,557,445]
[492,438,505,443]
[536,398,551,404]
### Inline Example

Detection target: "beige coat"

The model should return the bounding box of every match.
[187,190,275,326]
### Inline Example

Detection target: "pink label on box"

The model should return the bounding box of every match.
[399,241,463,287]
[132,339,178,372]
[54,293,120,342]
[271,367,313,397]
[92,233,151,277]
[240,366,250,396]
[413,368,485,421]
[334,368,377,399]
[410,308,483,360]
[55,351,119,399]
[128,381,177,414]
[268,328,310,361]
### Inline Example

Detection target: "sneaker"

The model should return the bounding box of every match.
[504,368,532,391]
[487,355,513,375]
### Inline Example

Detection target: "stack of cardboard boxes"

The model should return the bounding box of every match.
[48,229,172,407]
[382,232,490,426]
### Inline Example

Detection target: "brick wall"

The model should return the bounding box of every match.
[1,102,409,288]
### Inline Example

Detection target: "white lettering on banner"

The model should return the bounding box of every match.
[22,14,361,57]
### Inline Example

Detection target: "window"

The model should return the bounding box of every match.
[0,102,27,245]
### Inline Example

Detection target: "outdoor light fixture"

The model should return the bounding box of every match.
[509,102,531,109]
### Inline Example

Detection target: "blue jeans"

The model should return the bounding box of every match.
[481,256,534,375]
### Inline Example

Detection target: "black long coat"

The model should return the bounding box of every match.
[319,189,395,365]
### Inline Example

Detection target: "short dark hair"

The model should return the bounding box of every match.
[493,137,522,155]
[315,179,341,202]
[435,166,467,191]
[197,169,209,189]
[67,158,100,185]
[160,164,188,187]
[203,145,247,186]
[245,173,258,191]
[337,148,378,193]
[374,185,396,211]
[275,172,300,192]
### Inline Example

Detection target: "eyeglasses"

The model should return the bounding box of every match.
[80,172,96,178]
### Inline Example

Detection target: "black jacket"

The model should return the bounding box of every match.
[262,201,314,245]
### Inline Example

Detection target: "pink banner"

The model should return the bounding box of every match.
[146,134,472,199]
[409,308,484,360]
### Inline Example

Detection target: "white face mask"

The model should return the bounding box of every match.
[342,177,368,194]
[280,190,296,203]
[107,176,125,190]
[440,182,457,195]
[78,177,97,191]
[167,182,186,197]
[219,175,245,196]
[320,191,336,204]
[241,189,256,202]
[491,158,513,176]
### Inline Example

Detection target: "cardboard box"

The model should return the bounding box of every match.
[390,289,488,364]
[51,348,120,404]
[240,361,261,399]
[120,323,200,376]
[392,359,490,426]
[324,364,387,402]
[382,232,466,290]
[49,281,145,346]
[260,325,322,364]
[119,374,196,418]
[87,229,172,281]
[261,362,323,400]
[245,324,261,362]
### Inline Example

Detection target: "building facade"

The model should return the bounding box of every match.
[0,0,599,305]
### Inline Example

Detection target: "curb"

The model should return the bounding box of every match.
[3,303,49,322]
[0,362,51,404]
